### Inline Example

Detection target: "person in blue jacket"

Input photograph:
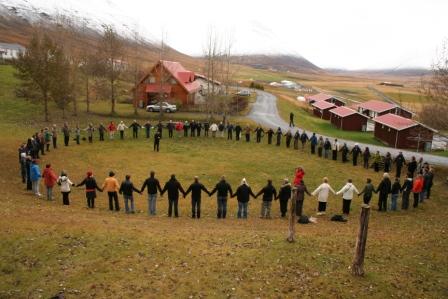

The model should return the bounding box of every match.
[30,159,42,197]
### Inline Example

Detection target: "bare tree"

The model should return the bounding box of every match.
[129,27,143,115]
[420,40,448,130]
[99,25,125,115]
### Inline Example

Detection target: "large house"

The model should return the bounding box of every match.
[311,100,336,120]
[0,42,25,60]
[372,113,436,151]
[357,100,413,119]
[135,60,201,107]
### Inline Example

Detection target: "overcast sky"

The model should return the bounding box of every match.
[6,0,448,69]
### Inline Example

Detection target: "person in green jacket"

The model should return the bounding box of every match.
[358,178,376,205]
[372,151,382,172]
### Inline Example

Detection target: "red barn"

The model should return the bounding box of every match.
[312,101,336,120]
[135,60,201,107]
[373,114,436,151]
[329,106,369,131]
[305,93,345,107]
[357,100,413,119]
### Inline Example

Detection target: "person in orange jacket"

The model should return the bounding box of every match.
[102,171,120,211]
[412,174,424,208]
[42,164,57,200]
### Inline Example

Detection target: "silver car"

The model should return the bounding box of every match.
[146,102,177,113]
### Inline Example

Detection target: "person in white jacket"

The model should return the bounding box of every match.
[336,179,359,216]
[210,123,218,138]
[311,177,335,215]
[117,121,128,140]
[57,171,75,205]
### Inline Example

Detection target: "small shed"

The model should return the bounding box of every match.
[306,93,345,107]
[312,101,336,120]
[329,106,369,131]
[373,114,436,151]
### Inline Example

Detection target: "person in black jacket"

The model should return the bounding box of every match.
[227,123,234,140]
[376,173,391,212]
[266,128,274,144]
[184,176,210,218]
[190,120,196,137]
[363,147,371,169]
[231,178,256,219]
[400,172,413,210]
[144,121,151,138]
[161,174,185,217]
[394,152,406,178]
[234,124,242,141]
[76,171,103,208]
[384,152,392,173]
[167,120,175,138]
[209,176,233,219]
[255,179,277,219]
[275,127,282,146]
[140,171,163,216]
[351,143,362,166]
[204,122,210,137]
[154,130,161,152]
[255,126,264,143]
[119,175,142,213]
[407,156,417,177]
[300,132,308,150]
[285,130,292,148]
[129,120,141,139]
[277,178,292,217]
[196,122,202,137]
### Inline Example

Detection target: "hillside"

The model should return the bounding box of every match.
[234,54,321,74]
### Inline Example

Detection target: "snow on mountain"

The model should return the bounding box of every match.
[0,0,158,42]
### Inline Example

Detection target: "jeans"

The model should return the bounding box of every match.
[217,196,227,218]
[86,192,95,208]
[419,191,426,203]
[390,194,399,211]
[124,195,135,213]
[46,186,53,200]
[192,198,201,218]
[260,201,272,218]
[32,180,40,196]
[148,193,157,215]
[237,201,248,218]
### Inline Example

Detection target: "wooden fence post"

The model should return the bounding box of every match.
[351,204,371,276]
[287,188,297,243]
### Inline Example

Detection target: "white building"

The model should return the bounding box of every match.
[0,42,25,60]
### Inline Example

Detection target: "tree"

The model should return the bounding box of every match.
[14,32,57,121]
[50,45,74,119]
[99,25,124,115]
[128,28,143,115]
[420,40,448,130]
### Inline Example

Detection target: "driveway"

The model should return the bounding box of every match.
[247,89,448,166]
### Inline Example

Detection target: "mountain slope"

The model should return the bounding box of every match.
[234,54,321,74]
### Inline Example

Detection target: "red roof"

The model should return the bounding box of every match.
[330,106,367,118]
[160,61,200,93]
[312,100,336,110]
[358,100,396,113]
[306,93,333,102]
[145,84,172,93]
[373,113,418,131]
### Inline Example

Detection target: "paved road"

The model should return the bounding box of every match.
[247,89,448,166]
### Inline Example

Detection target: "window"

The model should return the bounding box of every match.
[149,76,155,83]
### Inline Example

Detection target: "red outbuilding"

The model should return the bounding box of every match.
[305,93,345,107]
[373,113,436,151]
[135,60,201,107]
[329,106,369,131]
[311,101,336,120]
[357,100,413,119]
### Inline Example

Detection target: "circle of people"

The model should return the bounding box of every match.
[18,118,435,221]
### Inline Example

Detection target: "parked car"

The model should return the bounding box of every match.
[235,90,251,96]
[146,102,177,113]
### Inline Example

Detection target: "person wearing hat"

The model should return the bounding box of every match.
[42,164,57,200]
[117,121,128,140]
[30,159,42,197]
[57,171,75,205]
[277,178,292,217]
[231,178,256,219]
[77,171,103,208]
[184,176,210,218]
[312,177,336,215]
[102,171,120,211]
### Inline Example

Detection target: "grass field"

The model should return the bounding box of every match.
[1,64,447,298]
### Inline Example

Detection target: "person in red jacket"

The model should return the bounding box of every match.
[42,164,57,200]
[108,121,117,140]
[293,167,305,186]
[412,174,424,208]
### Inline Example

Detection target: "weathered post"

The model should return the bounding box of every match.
[351,204,371,276]
[287,188,297,242]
